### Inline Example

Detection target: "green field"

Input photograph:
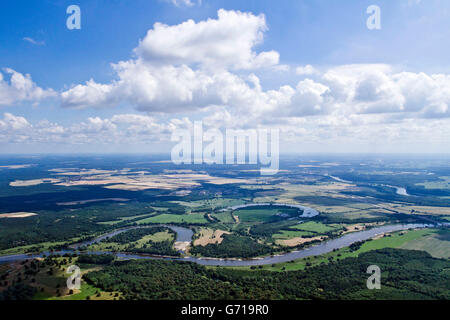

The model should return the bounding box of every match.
[46,283,105,300]
[0,239,78,256]
[289,221,340,233]
[239,228,441,272]
[272,229,315,239]
[136,213,208,224]
[211,211,236,223]
[88,230,174,252]
[401,229,450,259]
[415,176,450,190]
[97,214,154,225]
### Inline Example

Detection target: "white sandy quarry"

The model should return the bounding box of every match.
[174,241,191,252]
[0,212,37,218]
[0,164,33,169]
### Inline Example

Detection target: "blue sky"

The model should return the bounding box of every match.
[0,0,449,153]
[2,0,449,85]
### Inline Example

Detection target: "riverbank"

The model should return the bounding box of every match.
[0,223,433,267]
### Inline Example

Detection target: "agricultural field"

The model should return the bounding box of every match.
[135,213,208,225]
[0,155,449,300]
[86,228,175,254]
[289,221,341,233]
[2,0,450,304]
[401,229,450,259]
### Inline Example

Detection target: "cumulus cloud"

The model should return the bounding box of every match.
[2,111,450,154]
[60,79,121,109]
[0,113,30,131]
[296,64,319,75]
[321,64,450,118]
[58,9,450,124]
[1,8,449,153]
[26,8,445,153]
[0,68,55,107]
[60,9,281,111]
[135,9,277,69]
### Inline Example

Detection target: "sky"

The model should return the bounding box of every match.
[0,0,449,154]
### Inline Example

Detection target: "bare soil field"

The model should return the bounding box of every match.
[0,212,37,218]
[194,228,231,246]
[277,236,326,247]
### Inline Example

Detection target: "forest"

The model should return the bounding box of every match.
[189,234,274,258]
[84,249,450,300]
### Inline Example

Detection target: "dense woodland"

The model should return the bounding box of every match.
[78,254,115,265]
[0,283,36,300]
[98,227,180,256]
[105,227,173,244]
[83,249,450,300]
[189,234,274,258]
[130,240,179,256]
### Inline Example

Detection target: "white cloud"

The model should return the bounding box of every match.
[2,111,450,154]
[51,9,450,152]
[23,37,45,46]
[135,9,278,70]
[296,64,319,75]
[0,69,55,106]
[60,9,282,111]
[167,0,198,7]
[322,64,406,114]
[59,9,450,122]
[321,64,450,117]
[0,112,177,145]
[61,79,121,109]
[289,79,330,116]
[0,113,30,130]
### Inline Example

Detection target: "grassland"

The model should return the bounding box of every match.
[135,213,208,224]
[290,221,340,233]
[416,176,450,190]
[401,229,450,259]
[0,239,78,256]
[272,230,315,239]
[241,228,442,272]
[271,222,342,242]
[211,211,236,224]
[97,213,154,225]
[87,230,173,252]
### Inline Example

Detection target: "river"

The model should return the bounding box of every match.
[326,174,410,196]
[221,203,320,218]
[0,223,432,266]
